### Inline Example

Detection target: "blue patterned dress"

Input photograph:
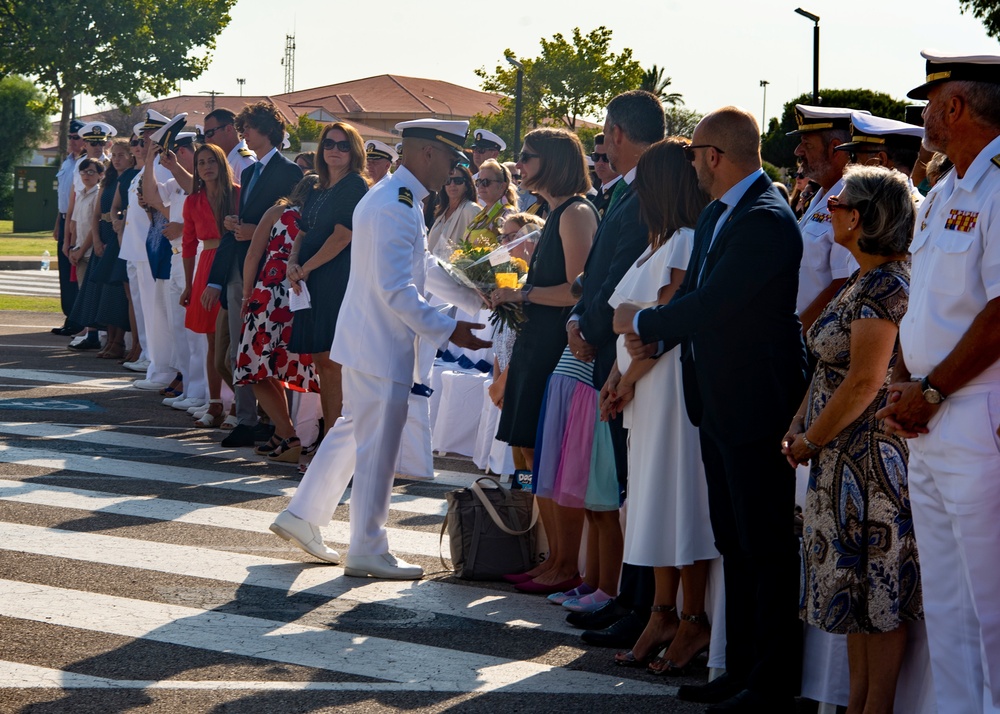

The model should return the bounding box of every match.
[801,260,923,634]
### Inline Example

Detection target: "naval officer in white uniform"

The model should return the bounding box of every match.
[269,119,491,579]
[878,50,1000,714]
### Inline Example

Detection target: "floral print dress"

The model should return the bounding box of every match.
[801,260,922,634]
[234,207,319,393]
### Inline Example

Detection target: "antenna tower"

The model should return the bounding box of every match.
[283,35,296,93]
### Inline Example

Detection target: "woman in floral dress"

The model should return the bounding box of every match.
[234,176,319,462]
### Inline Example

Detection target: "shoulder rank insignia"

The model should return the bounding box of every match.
[992,153,1000,169]
[238,147,253,157]
[945,208,979,232]
[398,187,413,207]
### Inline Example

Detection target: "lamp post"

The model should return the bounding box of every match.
[506,56,524,151]
[795,8,820,104]
[236,78,245,97]
[760,80,769,129]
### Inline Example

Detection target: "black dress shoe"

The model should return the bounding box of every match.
[706,688,795,713]
[51,326,75,336]
[221,424,257,447]
[580,610,647,648]
[677,673,746,704]
[566,598,629,629]
[252,422,275,443]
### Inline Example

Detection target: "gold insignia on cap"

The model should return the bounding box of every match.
[476,131,483,141]
[398,187,413,207]
[991,153,1000,169]
[367,142,375,152]
[927,70,953,82]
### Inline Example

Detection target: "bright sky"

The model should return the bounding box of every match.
[82,0,1000,127]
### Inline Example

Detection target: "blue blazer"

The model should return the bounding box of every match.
[637,173,808,444]
[206,151,303,291]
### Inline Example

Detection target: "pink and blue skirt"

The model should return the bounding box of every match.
[532,347,619,511]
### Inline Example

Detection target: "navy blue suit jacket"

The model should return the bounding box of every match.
[636,173,807,444]
[206,151,303,291]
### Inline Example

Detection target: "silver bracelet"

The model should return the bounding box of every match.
[801,434,823,453]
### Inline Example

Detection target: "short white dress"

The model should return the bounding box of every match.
[609,228,719,567]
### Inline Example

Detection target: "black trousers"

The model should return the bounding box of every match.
[56,214,79,323]
[699,428,801,696]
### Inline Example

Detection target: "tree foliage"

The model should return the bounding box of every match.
[664,107,703,138]
[960,0,1000,38]
[760,89,909,168]
[0,75,54,218]
[640,66,684,106]
[475,26,645,130]
[0,0,236,159]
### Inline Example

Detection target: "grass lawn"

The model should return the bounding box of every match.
[0,219,54,256]
[0,295,61,313]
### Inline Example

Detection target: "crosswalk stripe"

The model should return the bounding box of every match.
[0,579,664,695]
[0,369,133,390]
[0,521,565,632]
[0,479,443,556]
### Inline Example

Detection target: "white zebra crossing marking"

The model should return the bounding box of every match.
[0,579,665,695]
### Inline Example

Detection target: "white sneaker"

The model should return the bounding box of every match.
[162,395,182,406]
[123,358,150,373]
[187,404,203,415]
[344,552,423,580]
[269,510,340,563]
[68,334,88,347]
[172,397,206,410]
[133,379,168,391]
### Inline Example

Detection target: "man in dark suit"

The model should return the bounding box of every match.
[613,106,807,713]
[565,90,663,645]
[203,101,303,447]
[589,132,621,219]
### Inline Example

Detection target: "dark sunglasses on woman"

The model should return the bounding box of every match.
[322,138,352,152]
[445,177,467,186]
[475,178,503,188]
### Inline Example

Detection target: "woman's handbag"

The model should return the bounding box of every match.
[441,477,540,580]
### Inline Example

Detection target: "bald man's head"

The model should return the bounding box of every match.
[697,106,761,168]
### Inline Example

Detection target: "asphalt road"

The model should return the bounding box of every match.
[0,311,720,714]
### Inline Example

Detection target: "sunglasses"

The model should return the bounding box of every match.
[322,138,352,152]
[445,176,467,186]
[80,169,101,176]
[69,135,81,141]
[683,144,726,162]
[511,174,521,181]
[472,146,494,154]
[203,123,231,139]
[590,152,610,163]
[826,195,856,212]
[475,178,504,188]
[518,151,540,163]
[499,230,519,242]
[129,139,141,147]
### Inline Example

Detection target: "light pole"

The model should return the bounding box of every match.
[200,90,221,111]
[760,80,769,129]
[506,56,524,152]
[236,78,245,97]
[795,8,820,104]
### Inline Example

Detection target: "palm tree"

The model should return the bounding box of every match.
[640,65,684,106]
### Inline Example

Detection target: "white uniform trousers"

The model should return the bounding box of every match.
[288,367,410,556]
[148,274,180,384]
[167,249,207,401]
[125,260,148,363]
[909,387,1000,714]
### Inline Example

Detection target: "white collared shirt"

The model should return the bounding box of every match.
[900,133,1000,390]
[796,177,858,312]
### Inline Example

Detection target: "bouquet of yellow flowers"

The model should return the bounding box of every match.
[437,232,534,333]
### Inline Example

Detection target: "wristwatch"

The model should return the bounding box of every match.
[920,376,946,404]
[521,283,533,303]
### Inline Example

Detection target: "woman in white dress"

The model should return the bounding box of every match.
[602,138,719,673]
[427,164,480,258]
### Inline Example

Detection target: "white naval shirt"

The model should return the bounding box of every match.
[227,140,256,186]
[119,157,174,263]
[900,134,1000,390]
[796,177,858,313]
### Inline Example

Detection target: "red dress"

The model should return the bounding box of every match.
[183,187,237,333]
[233,207,319,392]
